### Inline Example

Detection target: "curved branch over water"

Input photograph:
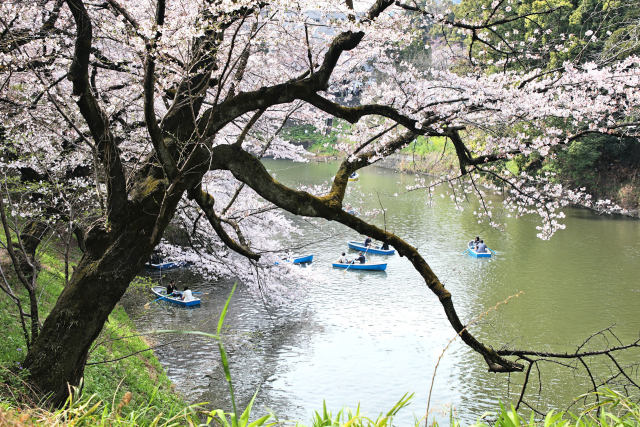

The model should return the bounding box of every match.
[210,143,524,373]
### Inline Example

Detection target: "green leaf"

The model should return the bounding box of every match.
[248,413,274,427]
[240,388,261,426]
[218,282,237,335]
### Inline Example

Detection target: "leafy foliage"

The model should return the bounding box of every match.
[454,0,640,72]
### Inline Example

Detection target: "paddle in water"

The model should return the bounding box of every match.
[144,296,164,310]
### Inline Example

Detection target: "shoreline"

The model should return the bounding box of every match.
[301,152,640,218]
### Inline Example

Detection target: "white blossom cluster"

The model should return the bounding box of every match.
[1,0,637,293]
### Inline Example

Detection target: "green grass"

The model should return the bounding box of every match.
[282,123,340,155]
[0,227,187,424]
[2,387,638,426]
[400,136,452,156]
[464,389,640,427]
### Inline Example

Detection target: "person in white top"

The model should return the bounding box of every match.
[181,286,194,302]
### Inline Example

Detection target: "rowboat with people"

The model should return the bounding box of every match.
[466,242,492,258]
[151,286,201,307]
[347,241,395,255]
[332,262,387,271]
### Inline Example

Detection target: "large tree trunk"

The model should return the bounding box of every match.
[23,176,185,405]
[23,231,149,404]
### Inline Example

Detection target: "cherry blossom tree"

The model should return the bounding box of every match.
[1,0,639,404]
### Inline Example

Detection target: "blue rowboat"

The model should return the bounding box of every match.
[347,241,395,255]
[332,262,387,271]
[292,254,313,264]
[348,172,359,181]
[145,261,190,270]
[274,254,314,265]
[151,286,200,307]
[466,243,492,258]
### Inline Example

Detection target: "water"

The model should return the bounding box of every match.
[127,160,640,425]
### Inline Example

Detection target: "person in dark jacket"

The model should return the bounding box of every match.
[356,252,366,264]
[166,280,176,295]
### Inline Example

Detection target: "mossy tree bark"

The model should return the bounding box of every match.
[23,179,187,404]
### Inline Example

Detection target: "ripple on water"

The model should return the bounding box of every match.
[126,161,640,425]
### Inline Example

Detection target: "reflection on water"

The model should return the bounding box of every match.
[126,160,640,424]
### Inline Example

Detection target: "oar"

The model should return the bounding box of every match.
[345,244,369,273]
[343,259,355,273]
[144,296,164,310]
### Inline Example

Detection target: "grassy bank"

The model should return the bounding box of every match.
[0,233,189,424]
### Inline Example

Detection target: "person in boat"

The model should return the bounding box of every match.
[469,236,480,248]
[364,236,372,247]
[166,280,176,295]
[150,250,162,264]
[356,251,366,264]
[337,252,348,263]
[476,240,488,253]
[349,172,357,179]
[381,241,389,250]
[181,286,195,302]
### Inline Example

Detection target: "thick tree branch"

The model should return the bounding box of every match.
[187,185,260,260]
[64,0,128,229]
[208,144,523,373]
[143,0,178,179]
[197,1,395,139]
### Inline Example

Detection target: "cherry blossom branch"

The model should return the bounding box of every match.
[395,1,561,31]
[0,261,31,349]
[500,330,640,414]
[304,23,315,74]
[304,93,437,130]
[162,6,262,139]
[233,109,266,148]
[213,14,249,108]
[223,104,299,215]
[197,1,395,139]
[498,338,640,359]
[0,193,41,345]
[104,0,147,42]
[0,0,64,54]
[226,21,260,100]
